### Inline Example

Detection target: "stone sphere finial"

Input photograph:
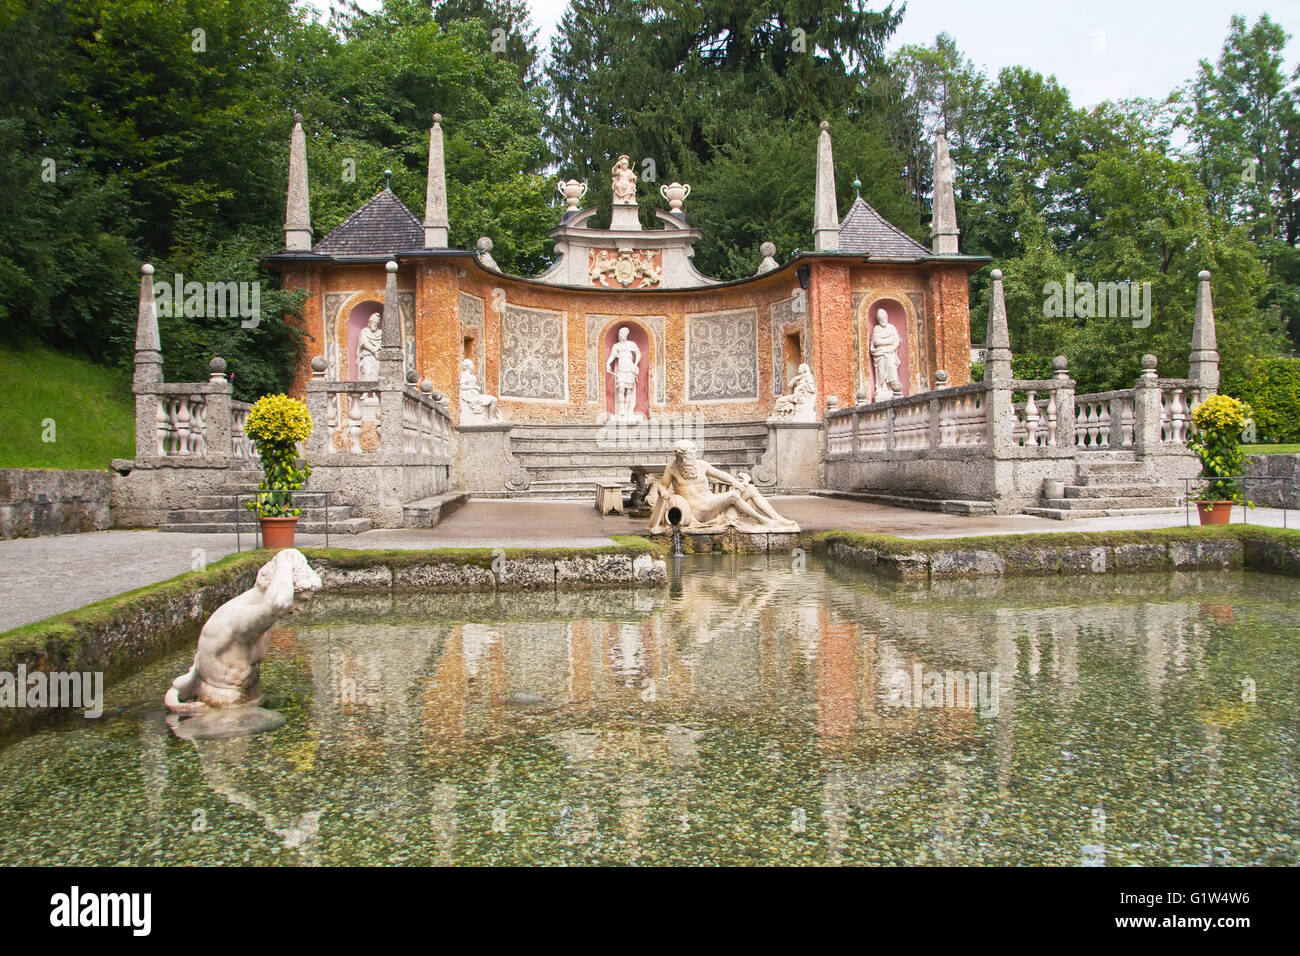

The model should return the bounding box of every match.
[820,121,829,131]
[1053,355,1069,371]
[293,112,303,124]
[1198,270,1211,281]
[386,260,398,273]
[934,370,949,386]
[310,355,328,373]
[1141,353,1158,370]
[760,241,776,257]
[420,378,433,394]
[209,357,227,374]
[991,268,1003,280]
[433,112,442,124]
[855,389,868,404]
[477,236,494,253]
[826,394,840,410]
[406,369,419,384]
[141,263,154,276]
[432,390,444,401]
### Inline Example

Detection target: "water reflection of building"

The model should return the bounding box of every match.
[266,570,1234,863]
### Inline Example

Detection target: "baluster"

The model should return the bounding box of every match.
[347,393,364,453]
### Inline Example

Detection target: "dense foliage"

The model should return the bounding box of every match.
[243,392,313,516]
[1189,394,1254,500]
[0,1,1296,406]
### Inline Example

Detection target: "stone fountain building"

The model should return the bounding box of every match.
[110,112,1219,531]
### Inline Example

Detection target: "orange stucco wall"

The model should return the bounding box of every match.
[277,254,976,422]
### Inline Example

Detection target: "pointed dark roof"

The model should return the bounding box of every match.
[837,198,932,259]
[313,188,424,257]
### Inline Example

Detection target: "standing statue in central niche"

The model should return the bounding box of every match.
[606,326,642,422]
[357,313,382,380]
[870,308,902,402]
[612,155,638,204]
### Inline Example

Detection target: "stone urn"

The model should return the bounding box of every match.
[659,182,691,212]
[557,179,588,211]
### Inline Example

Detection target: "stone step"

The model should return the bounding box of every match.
[1040,495,1181,511]
[402,492,470,528]
[1023,505,1184,520]
[1063,483,1181,499]
[158,516,373,535]
[510,437,767,455]
[810,489,996,516]
[1073,471,1163,487]
[510,422,769,440]
[514,458,757,477]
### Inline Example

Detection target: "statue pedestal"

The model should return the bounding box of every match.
[647,528,801,554]
[455,423,530,493]
[754,421,823,491]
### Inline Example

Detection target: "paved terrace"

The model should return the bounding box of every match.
[0,497,1292,633]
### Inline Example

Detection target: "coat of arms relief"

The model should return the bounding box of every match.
[589,248,662,288]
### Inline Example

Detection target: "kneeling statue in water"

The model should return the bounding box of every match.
[165,548,321,714]
[648,440,798,533]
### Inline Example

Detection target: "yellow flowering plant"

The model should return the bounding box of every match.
[1187,394,1252,502]
[242,393,313,517]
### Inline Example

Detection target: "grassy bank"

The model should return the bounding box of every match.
[0,345,133,469]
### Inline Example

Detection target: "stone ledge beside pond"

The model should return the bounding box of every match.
[812,526,1300,580]
[306,539,668,591]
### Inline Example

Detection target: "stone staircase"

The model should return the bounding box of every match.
[1023,452,1184,519]
[482,421,771,499]
[158,483,373,535]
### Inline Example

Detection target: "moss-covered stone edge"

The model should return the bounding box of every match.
[809,524,1300,579]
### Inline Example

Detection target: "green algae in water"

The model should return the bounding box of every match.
[0,557,1296,866]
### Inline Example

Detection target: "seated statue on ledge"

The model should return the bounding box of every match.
[648,440,798,534]
[772,362,817,422]
[460,358,500,424]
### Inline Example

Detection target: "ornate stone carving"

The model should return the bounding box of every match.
[659,182,691,212]
[687,309,758,402]
[589,249,661,288]
[499,305,567,401]
[647,440,798,533]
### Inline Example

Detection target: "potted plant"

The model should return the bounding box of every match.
[242,393,314,548]
[1187,394,1252,525]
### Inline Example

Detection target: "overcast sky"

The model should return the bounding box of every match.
[314,1,1299,108]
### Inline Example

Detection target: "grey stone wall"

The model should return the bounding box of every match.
[1244,454,1300,509]
[0,469,111,539]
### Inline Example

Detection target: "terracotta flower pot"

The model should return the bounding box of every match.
[259,516,299,549]
[1196,500,1234,525]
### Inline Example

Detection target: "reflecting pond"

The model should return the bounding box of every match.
[1,556,1297,865]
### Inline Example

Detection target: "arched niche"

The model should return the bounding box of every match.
[601,320,651,421]
[345,301,383,381]
[863,297,911,399]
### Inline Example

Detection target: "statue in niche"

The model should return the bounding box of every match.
[772,362,817,422]
[357,313,382,380]
[606,326,642,422]
[165,549,321,716]
[460,358,500,424]
[612,154,638,205]
[648,440,798,534]
[870,308,902,402]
